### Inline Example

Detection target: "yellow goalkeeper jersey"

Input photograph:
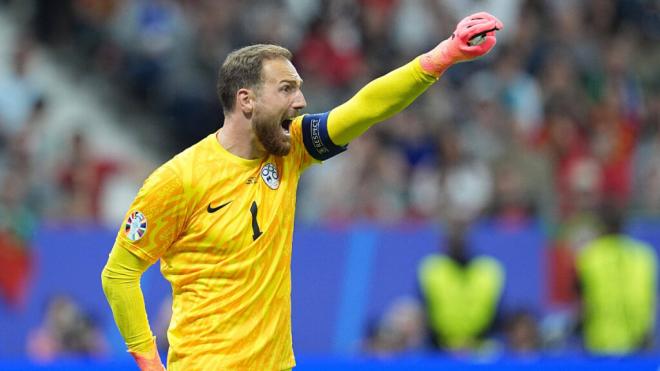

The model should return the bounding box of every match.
[113,113,343,370]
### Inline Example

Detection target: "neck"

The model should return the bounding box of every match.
[217,113,266,160]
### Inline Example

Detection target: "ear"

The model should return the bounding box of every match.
[236,88,254,115]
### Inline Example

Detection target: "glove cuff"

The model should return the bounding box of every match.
[129,339,165,371]
[419,40,454,77]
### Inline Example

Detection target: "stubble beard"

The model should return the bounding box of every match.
[253,109,292,157]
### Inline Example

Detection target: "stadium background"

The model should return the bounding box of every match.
[0,0,659,369]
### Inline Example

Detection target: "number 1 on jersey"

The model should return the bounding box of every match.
[250,201,263,240]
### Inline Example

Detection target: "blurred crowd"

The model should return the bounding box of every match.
[7,0,660,226]
[14,0,659,227]
[0,0,658,362]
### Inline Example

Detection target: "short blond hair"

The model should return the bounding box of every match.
[217,44,293,112]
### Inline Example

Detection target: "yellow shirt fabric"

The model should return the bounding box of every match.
[114,119,313,370]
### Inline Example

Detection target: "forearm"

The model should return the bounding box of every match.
[327,57,437,145]
[327,12,502,146]
[101,246,155,353]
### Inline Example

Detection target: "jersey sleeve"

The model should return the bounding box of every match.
[113,163,188,264]
[326,57,437,145]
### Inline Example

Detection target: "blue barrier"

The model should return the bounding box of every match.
[0,355,658,370]
[1,219,659,359]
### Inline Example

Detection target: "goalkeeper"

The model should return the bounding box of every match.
[102,12,503,371]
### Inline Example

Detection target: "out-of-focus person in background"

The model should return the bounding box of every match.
[418,223,505,353]
[436,127,493,223]
[102,12,504,371]
[0,35,41,156]
[503,309,540,356]
[54,129,120,223]
[0,165,37,309]
[633,91,660,216]
[576,204,657,355]
[363,296,427,357]
[26,295,108,362]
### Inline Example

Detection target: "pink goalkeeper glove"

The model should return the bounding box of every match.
[420,12,504,76]
[129,344,166,371]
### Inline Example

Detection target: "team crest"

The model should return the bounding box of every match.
[260,162,280,190]
[124,211,147,241]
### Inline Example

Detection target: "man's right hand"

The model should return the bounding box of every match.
[420,11,504,76]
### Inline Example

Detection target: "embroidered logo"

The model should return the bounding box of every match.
[124,211,147,241]
[310,118,329,155]
[207,201,232,213]
[260,162,280,190]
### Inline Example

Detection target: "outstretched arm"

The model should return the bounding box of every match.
[327,12,503,145]
[102,246,166,370]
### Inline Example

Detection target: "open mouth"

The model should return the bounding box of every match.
[281,118,292,134]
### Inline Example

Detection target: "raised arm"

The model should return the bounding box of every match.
[102,246,166,370]
[327,12,503,145]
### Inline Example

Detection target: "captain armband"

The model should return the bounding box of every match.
[301,112,348,161]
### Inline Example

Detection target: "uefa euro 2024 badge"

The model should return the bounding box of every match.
[125,211,147,241]
[261,162,280,190]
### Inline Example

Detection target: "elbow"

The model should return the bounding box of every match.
[101,261,142,298]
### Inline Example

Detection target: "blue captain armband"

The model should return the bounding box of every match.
[301,112,348,161]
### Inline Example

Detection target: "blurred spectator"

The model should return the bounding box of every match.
[390,0,438,62]
[460,71,509,163]
[0,165,37,309]
[539,101,598,218]
[295,8,366,89]
[538,308,579,353]
[26,295,108,361]
[357,145,410,222]
[548,212,601,306]
[418,224,505,351]
[437,129,493,223]
[492,45,543,141]
[587,97,637,209]
[54,129,120,224]
[576,204,657,355]
[504,309,540,356]
[389,111,437,169]
[363,296,427,356]
[297,130,380,223]
[409,162,442,220]
[633,92,660,215]
[487,162,537,227]
[109,0,192,103]
[0,35,41,154]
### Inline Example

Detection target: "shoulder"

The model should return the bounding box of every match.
[170,133,216,166]
[138,161,184,203]
[419,254,449,272]
[154,133,217,186]
[577,239,601,269]
[472,256,504,276]
[627,238,657,262]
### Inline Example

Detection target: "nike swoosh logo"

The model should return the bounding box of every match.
[207,201,232,213]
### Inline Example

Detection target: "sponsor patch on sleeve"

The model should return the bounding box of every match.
[124,211,147,241]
